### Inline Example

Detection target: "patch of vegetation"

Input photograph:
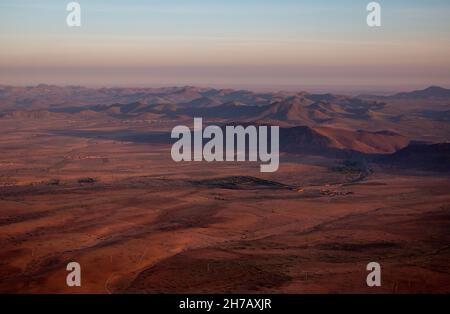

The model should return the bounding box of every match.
[77,177,96,184]
[332,158,373,175]
[47,179,60,185]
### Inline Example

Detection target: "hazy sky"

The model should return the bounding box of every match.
[1,0,450,91]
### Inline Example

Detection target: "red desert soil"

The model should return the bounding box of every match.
[0,117,449,293]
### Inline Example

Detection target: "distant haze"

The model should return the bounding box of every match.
[1,0,450,92]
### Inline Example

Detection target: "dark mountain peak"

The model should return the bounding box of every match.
[377,143,450,172]
[424,85,447,92]
[393,86,450,98]
[395,142,450,154]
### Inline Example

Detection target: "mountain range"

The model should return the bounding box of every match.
[1,85,449,169]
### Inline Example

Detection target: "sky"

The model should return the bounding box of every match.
[1,0,450,92]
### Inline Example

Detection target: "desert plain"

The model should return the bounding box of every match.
[0,85,449,293]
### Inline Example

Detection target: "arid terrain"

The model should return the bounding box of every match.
[0,85,449,293]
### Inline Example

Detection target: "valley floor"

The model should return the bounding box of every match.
[0,118,449,293]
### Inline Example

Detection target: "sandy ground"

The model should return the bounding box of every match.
[0,117,449,293]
